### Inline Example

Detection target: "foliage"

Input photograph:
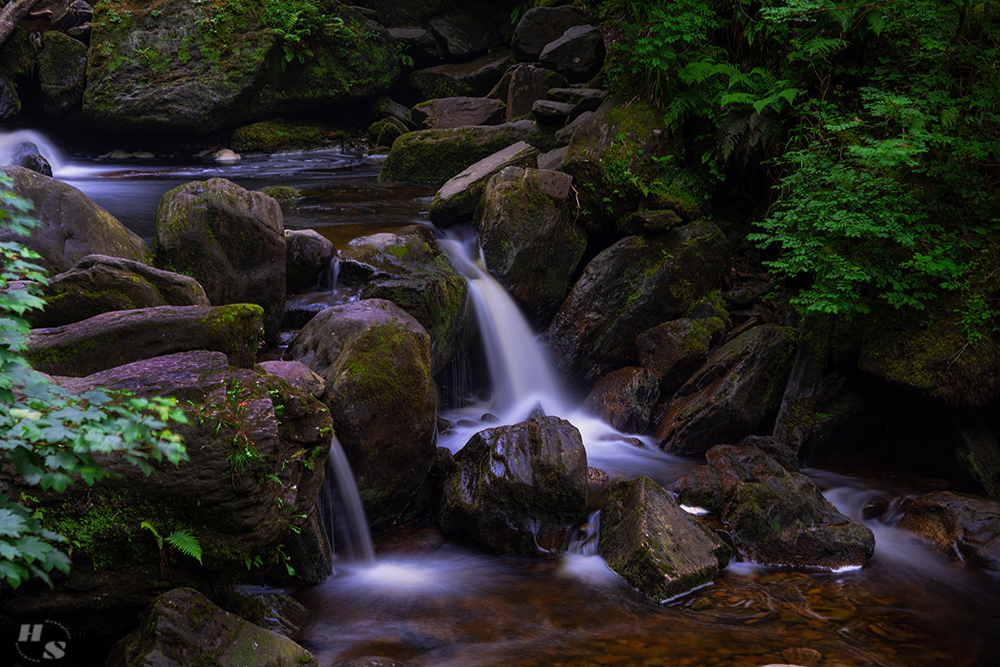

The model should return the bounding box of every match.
[0,175,188,589]
[598,0,1000,337]
[141,521,203,570]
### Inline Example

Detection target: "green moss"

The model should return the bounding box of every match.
[230,119,343,154]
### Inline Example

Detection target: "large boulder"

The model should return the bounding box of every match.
[654,324,797,455]
[285,230,335,295]
[26,304,264,376]
[107,588,318,667]
[428,141,540,227]
[0,166,149,273]
[154,178,285,340]
[512,6,589,61]
[544,223,728,387]
[895,491,1000,570]
[673,444,875,570]
[636,316,728,398]
[438,416,588,557]
[285,299,437,532]
[0,351,332,632]
[337,226,471,374]
[583,366,660,434]
[408,50,515,101]
[411,96,505,130]
[599,476,730,602]
[83,1,398,133]
[493,64,569,122]
[379,120,550,186]
[38,30,88,116]
[476,166,586,328]
[538,25,605,83]
[23,254,209,329]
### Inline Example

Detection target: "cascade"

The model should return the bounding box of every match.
[0,129,69,176]
[322,435,375,565]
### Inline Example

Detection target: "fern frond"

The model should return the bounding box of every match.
[165,529,203,565]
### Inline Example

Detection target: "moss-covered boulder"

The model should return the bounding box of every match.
[286,299,437,532]
[337,226,471,374]
[637,316,728,398]
[285,229,335,295]
[476,166,587,328]
[0,166,150,273]
[83,1,398,133]
[23,254,209,329]
[673,444,875,570]
[154,178,286,340]
[107,588,318,667]
[429,141,539,227]
[379,120,550,186]
[583,366,660,434]
[896,491,1000,570]
[38,30,88,116]
[654,324,797,455]
[0,351,332,633]
[438,416,588,557]
[599,476,730,602]
[229,119,344,154]
[544,222,728,387]
[407,49,516,101]
[26,304,264,375]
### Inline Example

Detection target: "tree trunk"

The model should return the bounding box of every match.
[0,0,43,49]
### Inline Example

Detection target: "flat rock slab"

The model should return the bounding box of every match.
[429,141,539,226]
[412,96,505,129]
[600,476,730,602]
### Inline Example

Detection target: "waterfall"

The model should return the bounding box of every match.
[0,129,69,176]
[322,435,375,565]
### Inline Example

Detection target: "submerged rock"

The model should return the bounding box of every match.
[107,588,318,667]
[599,476,730,602]
[24,254,209,329]
[154,178,286,340]
[0,166,149,272]
[476,166,586,328]
[286,299,437,532]
[673,444,875,570]
[439,416,588,557]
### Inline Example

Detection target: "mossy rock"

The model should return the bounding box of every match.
[38,31,88,116]
[0,26,38,81]
[262,186,302,201]
[368,116,407,148]
[230,119,343,154]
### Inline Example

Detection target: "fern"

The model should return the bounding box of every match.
[165,529,203,565]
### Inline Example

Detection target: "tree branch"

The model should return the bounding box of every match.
[0,0,44,49]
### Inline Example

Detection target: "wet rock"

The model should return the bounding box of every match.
[545,223,728,387]
[155,178,286,340]
[261,186,301,201]
[618,210,685,236]
[954,416,1000,495]
[896,491,1000,570]
[584,366,660,434]
[84,3,398,132]
[23,253,209,329]
[439,415,588,557]
[429,13,493,60]
[554,109,592,146]
[532,99,575,124]
[476,166,585,328]
[286,299,437,532]
[371,95,415,128]
[637,317,727,398]
[337,225,471,374]
[368,117,408,148]
[214,586,310,637]
[411,96,505,129]
[259,360,326,398]
[538,25,606,83]
[429,141,539,227]
[0,166,149,273]
[379,120,550,186]
[599,476,731,602]
[334,658,406,667]
[38,30,87,116]
[229,119,342,154]
[106,588,318,667]
[408,50,515,101]
[1,351,332,632]
[548,87,607,120]
[285,229,335,295]
[7,142,50,176]
[388,27,446,68]
[26,304,264,375]
[537,145,568,171]
[0,71,20,119]
[673,444,875,569]
[512,6,589,61]
[655,324,797,455]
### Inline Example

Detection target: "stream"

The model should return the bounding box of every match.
[7,132,1000,667]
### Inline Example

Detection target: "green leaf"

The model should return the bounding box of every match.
[165,529,203,565]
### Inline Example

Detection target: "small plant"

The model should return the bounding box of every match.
[141,521,203,572]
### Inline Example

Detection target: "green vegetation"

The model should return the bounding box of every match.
[141,520,204,570]
[0,175,187,589]
[598,0,1000,340]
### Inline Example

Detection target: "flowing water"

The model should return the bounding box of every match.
[5,130,1000,667]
